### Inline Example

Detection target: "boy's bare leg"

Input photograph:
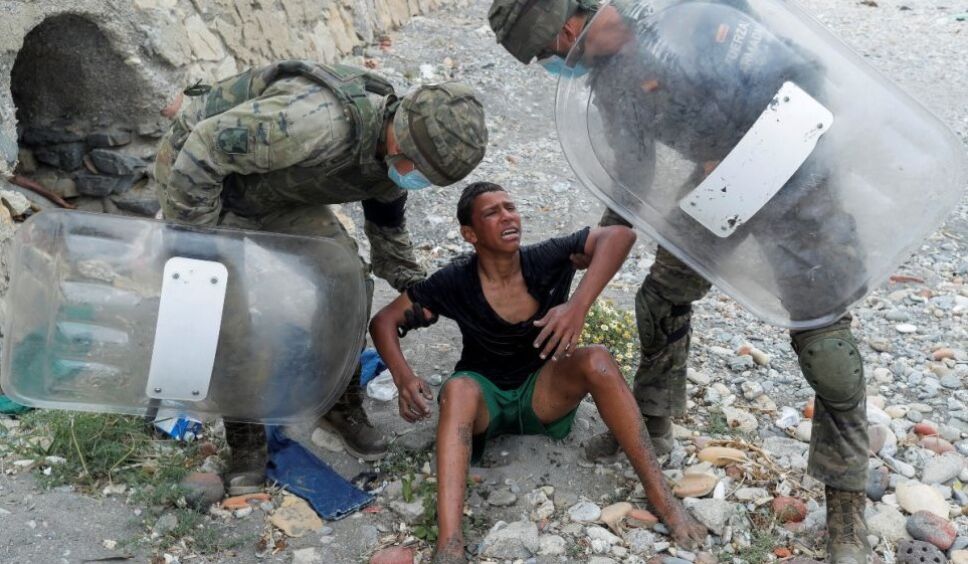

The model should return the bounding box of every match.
[531,345,707,549]
[433,377,490,563]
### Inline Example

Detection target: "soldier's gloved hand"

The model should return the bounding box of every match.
[397,374,433,423]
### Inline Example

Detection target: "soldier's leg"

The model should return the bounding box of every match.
[586,209,712,459]
[790,316,870,561]
[260,205,386,461]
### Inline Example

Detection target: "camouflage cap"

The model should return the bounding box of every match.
[488,0,576,63]
[392,83,488,187]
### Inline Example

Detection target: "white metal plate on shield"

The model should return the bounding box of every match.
[146,257,228,401]
[679,82,834,237]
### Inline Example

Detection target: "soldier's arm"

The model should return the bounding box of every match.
[362,194,426,291]
[160,78,352,226]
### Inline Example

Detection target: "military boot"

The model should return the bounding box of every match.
[582,416,676,461]
[224,422,267,496]
[825,485,873,563]
[319,385,388,461]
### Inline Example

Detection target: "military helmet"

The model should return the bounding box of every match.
[392,83,488,187]
[489,0,578,64]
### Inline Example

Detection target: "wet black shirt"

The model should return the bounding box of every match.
[407,228,590,390]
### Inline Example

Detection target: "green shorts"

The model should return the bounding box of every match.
[443,370,578,463]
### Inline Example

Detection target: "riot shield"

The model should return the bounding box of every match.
[556,0,968,329]
[2,209,367,423]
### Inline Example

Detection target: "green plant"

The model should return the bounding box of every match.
[706,409,731,436]
[579,300,639,383]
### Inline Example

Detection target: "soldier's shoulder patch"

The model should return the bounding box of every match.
[217,128,249,155]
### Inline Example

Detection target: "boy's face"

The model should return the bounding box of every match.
[462,190,522,253]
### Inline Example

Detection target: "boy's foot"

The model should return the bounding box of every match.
[431,537,468,564]
[662,505,708,550]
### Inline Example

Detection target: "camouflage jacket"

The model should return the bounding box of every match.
[155,61,425,291]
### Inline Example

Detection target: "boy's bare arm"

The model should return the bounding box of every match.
[369,294,434,422]
[534,225,636,361]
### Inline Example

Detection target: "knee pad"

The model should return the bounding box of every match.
[797,334,864,409]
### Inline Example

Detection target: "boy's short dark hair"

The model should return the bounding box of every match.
[457,182,506,226]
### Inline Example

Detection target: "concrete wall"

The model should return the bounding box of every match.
[0,0,464,177]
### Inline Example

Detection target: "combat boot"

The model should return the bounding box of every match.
[319,386,388,461]
[825,485,873,563]
[224,422,267,496]
[582,416,675,461]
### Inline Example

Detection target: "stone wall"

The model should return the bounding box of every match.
[0,0,464,178]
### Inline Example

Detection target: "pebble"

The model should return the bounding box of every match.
[906,510,957,550]
[914,422,940,437]
[922,452,965,484]
[772,496,807,523]
[952,550,968,564]
[687,369,711,386]
[599,502,632,530]
[479,520,540,559]
[179,472,224,509]
[896,482,950,518]
[794,420,812,443]
[674,473,718,498]
[734,487,770,503]
[538,535,566,556]
[867,504,910,544]
[488,490,518,507]
[568,501,602,522]
[369,546,414,564]
[896,323,918,333]
[722,406,758,434]
[867,466,890,502]
[688,499,735,536]
[625,529,656,554]
[697,447,746,466]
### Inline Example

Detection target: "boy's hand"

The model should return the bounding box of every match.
[533,301,588,362]
[398,375,433,422]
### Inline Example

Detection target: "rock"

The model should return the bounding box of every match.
[896,482,949,518]
[772,496,807,523]
[896,540,948,563]
[750,348,771,366]
[734,487,770,502]
[526,489,555,521]
[369,546,414,564]
[538,534,566,555]
[310,427,344,452]
[87,129,132,148]
[674,473,718,498]
[697,446,747,466]
[587,525,622,548]
[952,550,968,564]
[628,508,659,527]
[599,502,632,531]
[874,368,895,384]
[869,424,893,455]
[270,495,324,537]
[922,453,964,484]
[867,504,910,544]
[34,142,85,170]
[234,506,253,518]
[20,125,85,146]
[626,528,656,554]
[111,185,161,216]
[390,499,425,524]
[933,348,957,361]
[687,369,711,386]
[870,339,892,352]
[906,510,957,550]
[915,422,940,437]
[488,489,518,507]
[942,374,962,389]
[794,420,812,442]
[867,466,890,501]
[480,520,540,559]
[152,511,179,536]
[887,457,918,478]
[568,500,602,522]
[689,499,736,536]
[88,149,147,176]
[722,406,758,433]
[868,404,892,426]
[896,323,918,334]
[292,548,324,564]
[179,472,224,509]
[74,172,133,196]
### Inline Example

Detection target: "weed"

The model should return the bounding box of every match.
[579,300,639,383]
[705,409,731,436]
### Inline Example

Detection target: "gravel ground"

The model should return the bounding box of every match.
[0,0,966,563]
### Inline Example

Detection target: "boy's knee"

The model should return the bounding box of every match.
[577,345,618,381]
[440,376,482,403]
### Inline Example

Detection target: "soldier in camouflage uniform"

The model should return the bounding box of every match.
[155,60,488,494]
[488,2,872,562]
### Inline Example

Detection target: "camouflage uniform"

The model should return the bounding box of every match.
[155,60,487,478]
[489,0,869,492]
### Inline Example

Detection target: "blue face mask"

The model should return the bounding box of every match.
[386,156,432,191]
[538,56,589,78]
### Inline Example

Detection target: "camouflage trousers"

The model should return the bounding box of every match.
[601,210,869,492]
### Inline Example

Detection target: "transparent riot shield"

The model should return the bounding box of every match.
[2,209,367,423]
[556,0,968,329]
